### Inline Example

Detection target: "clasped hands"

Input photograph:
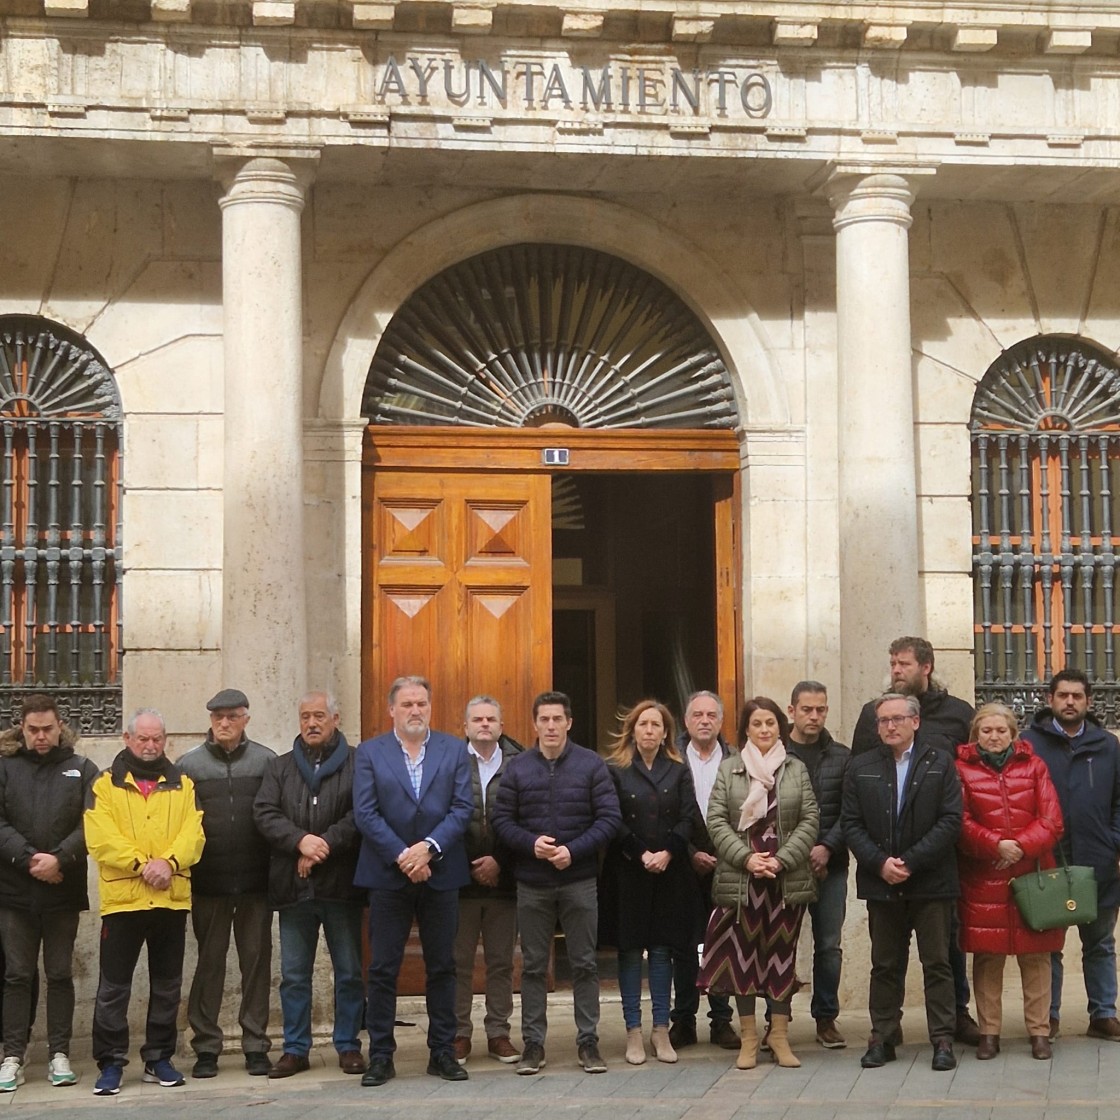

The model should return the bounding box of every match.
[297,833,331,879]
[140,856,174,891]
[397,841,433,883]
[533,834,572,870]
[28,852,63,885]
[994,838,1024,871]
[641,850,671,874]
[746,852,781,879]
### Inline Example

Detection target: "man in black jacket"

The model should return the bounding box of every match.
[253,691,364,1080]
[177,689,276,1079]
[842,693,963,1073]
[787,681,850,1049]
[0,694,99,1092]
[849,635,978,1044]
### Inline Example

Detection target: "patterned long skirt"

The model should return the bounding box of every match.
[697,881,806,1003]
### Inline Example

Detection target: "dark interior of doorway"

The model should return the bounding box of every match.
[551,473,718,751]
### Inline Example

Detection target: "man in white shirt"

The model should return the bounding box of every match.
[669,691,738,1050]
[452,697,524,1066]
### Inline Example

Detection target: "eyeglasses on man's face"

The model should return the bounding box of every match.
[876,714,914,727]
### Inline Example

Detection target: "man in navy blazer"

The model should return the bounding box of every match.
[353,675,473,1087]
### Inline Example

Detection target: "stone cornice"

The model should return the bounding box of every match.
[8,1,1120,56]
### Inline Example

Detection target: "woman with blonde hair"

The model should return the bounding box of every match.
[956,702,1064,1060]
[600,700,701,1065]
[699,696,818,1070]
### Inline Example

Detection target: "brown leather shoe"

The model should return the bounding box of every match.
[1048,1016,1060,1040]
[976,1034,1000,1060]
[815,1019,846,1049]
[954,1010,981,1046]
[1030,1035,1052,1060]
[268,1053,310,1079]
[453,1037,471,1064]
[487,1036,520,1063]
[339,1050,365,1074]
[1087,1016,1120,1041]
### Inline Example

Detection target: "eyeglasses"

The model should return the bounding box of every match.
[876,715,914,727]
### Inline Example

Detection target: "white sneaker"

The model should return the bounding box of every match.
[48,1053,78,1086]
[0,1055,23,1092]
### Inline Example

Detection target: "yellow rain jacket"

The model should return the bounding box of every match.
[84,752,205,916]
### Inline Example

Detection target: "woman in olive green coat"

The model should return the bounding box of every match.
[698,696,819,1070]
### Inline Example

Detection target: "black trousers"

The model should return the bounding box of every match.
[867,897,955,1046]
[92,910,187,1069]
[0,908,78,1057]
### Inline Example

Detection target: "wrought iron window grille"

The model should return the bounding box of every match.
[971,336,1120,727]
[0,317,123,735]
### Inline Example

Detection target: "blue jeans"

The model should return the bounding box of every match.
[807,867,847,1021]
[366,884,459,1059]
[1051,905,1118,1020]
[278,899,364,1056]
[618,946,672,1030]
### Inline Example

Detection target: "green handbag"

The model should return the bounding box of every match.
[1010,853,1098,932]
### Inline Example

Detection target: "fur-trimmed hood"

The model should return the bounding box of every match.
[0,722,80,757]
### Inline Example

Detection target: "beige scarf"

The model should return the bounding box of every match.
[737,739,787,831]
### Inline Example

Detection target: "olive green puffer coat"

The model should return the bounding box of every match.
[706,753,819,908]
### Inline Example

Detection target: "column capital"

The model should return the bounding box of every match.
[214,149,319,211]
[827,171,918,232]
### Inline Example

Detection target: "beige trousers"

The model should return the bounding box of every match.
[972,951,1051,1036]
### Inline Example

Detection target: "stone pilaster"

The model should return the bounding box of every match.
[827,171,920,731]
[218,154,316,747]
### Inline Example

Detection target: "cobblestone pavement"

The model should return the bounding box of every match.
[0,979,1114,1120]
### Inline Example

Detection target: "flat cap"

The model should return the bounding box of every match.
[207,688,250,711]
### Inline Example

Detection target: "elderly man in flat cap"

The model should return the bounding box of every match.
[177,689,277,1078]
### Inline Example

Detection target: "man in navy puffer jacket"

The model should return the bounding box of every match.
[492,691,620,1077]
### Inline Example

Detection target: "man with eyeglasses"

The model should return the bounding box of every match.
[841,693,963,1073]
[849,635,979,1045]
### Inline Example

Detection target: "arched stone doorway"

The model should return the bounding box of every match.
[360,243,742,747]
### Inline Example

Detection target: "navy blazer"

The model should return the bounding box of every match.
[353,730,473,892]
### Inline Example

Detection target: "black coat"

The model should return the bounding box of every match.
[177,735,276,897]
[0,738,100,913]
[1022,709,1120,909]
[253,734,363,908]
[599,752,702,951]
[841,739,962,901]
[461,734,523,900]
[788,729,850,872]
[851,687,975,757]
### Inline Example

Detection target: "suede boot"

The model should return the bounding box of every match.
[768,1014,801,1068]
[736,1015,758,1070]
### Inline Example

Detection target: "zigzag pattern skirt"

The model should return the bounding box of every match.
[697,882,806,1003]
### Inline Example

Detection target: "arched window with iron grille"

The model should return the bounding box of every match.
[0,316,122,734]
[971,335,1120,726]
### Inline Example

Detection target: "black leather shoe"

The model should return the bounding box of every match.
[931,1041,957,1071]
[191,1053,218,1079]
[245,1052,272,1076]
[860,1039,897,1068]
[427,1052,469,1081]
[709,1021,740,1050]
[361,1057,395,1087]
[669,1020,698,1049]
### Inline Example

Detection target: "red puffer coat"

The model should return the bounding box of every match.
[956,740,1065,955]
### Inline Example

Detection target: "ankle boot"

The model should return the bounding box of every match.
[625,1027,647,1065]
[650,1025,677,1064]
[736,1015,759,1069]
[767,1014,800,1068]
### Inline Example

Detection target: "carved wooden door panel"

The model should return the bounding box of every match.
[363,470,553,744]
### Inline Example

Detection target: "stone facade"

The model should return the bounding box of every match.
[2,0,1118,1051]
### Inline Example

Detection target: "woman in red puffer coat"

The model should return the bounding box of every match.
[956,703,1064,1062]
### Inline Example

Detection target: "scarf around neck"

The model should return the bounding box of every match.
[737,739,787,830]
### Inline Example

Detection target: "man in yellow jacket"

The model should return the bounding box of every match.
[83,709,205,1097]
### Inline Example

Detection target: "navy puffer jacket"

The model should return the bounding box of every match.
[492,740,621,887]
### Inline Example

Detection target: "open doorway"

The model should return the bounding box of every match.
[551,473,719,749]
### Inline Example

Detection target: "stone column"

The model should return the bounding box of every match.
[827,171,920,730]
[218,155,315,748]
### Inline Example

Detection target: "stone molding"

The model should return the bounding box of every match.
[13,2,1120,54]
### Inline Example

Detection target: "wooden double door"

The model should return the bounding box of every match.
[361,427,740,743]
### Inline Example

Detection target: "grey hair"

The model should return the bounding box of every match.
[299,690,339,717]
[464,695,502,722]
[874,692,920,718]
[685,690,724,716]
[388,676,431,705]
[126,708,166,736]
